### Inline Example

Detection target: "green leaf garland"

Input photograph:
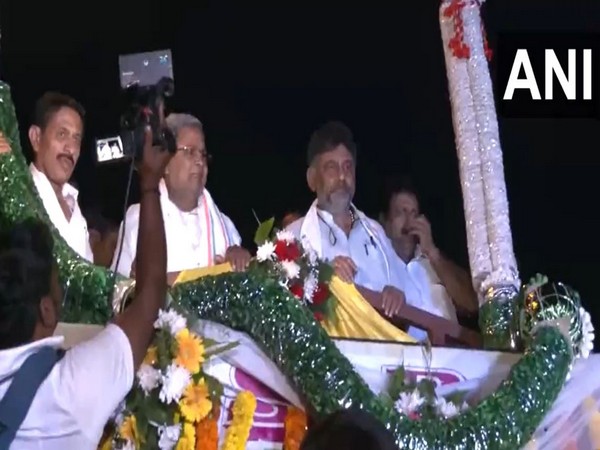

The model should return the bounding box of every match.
[0,80,574,449]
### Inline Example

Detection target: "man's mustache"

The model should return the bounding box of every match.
[332,182,351,192]
[57,153,74,165]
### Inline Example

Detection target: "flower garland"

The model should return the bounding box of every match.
[221,391,257,450]
[385,365,469,421]
[108,308,234,450]
[252,221,336,322]
[442,0,492,60]
[195,409,219,450]
[284,407,308,450]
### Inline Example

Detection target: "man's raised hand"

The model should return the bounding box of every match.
[138,127,172,190]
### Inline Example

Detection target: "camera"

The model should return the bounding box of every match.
[95,50,177,163]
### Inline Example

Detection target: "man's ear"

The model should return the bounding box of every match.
[28,125,41,154]
[306,166,317,193]
[39,295,58,328]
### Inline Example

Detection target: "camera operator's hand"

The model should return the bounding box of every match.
[137,127,172,190]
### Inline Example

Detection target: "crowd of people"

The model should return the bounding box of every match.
[0,90,479,448]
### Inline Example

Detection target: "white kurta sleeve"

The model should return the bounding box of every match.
[222,213,242,247]
[111,205,139,277]
[54,324,134,444]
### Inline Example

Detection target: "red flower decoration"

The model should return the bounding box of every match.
[274,240,301,261]
[313,311,325,322]
[289,283,304,299]
[408,411,421,421]
[312,284,329,306]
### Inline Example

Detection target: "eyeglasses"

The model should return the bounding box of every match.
[177,146,212,163]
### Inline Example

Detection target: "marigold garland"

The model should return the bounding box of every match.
[283,407,308,450]
[221,391,257,450]
[195,413,219,450]
[176,422,197,450]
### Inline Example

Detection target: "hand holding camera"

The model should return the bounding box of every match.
[137,127,173,192]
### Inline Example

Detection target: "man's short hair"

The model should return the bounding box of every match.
[307,121,357,166]
[0,219,55,350]
[300,407,398,450]
[382,175,420,218]
[165,113,204,138]
[32,92,86,130]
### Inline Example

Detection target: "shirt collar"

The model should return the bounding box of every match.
[158,179,203,215]
[413,245,426,260]
[316,202,362,226]
[29,163,79,200]
[0,335,65,380]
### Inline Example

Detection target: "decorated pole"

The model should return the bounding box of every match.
[440,0,521,349]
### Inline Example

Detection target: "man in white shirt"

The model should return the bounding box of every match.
[0,127,171,449]
[112,113,250,283]
[25,92,94,262]
[380,178,478,321]
[286,121,411,318]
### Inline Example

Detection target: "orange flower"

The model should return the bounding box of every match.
[195,415,219,450]
[284,407,307,450]
[143,345,158,366]
[174,329,205,374]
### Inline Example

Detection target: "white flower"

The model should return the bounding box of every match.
[461,401,469,411]
[158,424,181,450]
[303,241,318,264]
[256,241,276,262]
[120,441,136,450]
[394,389,425,415]
[435,397,460,418]
[137,364,161,395]
[159,364,191,404]
[303,273,318,303]
[579,307,595,359]
[280,260,301,280]
[276,230,296,243]
[154,309,187,336]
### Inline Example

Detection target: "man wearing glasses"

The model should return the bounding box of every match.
[112,113,250,282]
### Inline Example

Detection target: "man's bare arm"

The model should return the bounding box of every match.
[113,128,171,369]
[428,249,478,314]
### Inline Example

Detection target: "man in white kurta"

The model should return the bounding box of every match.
[112,113,250,279]
[381,181,478,322]
[286,121,414,321]
[0,92,93,262]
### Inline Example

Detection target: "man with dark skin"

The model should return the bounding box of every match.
[0,126,172,449]
[382,181,478,319]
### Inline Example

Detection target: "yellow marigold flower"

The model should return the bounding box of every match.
[144,345,158,365]
[179,378,213,423]
[175,328,205,374]
[175,422,196,450]
[119,415,140,445]
[222,391,257,450]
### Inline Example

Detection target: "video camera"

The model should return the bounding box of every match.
[95,50,177,163]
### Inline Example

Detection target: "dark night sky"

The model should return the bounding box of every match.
[2,1,600,332]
